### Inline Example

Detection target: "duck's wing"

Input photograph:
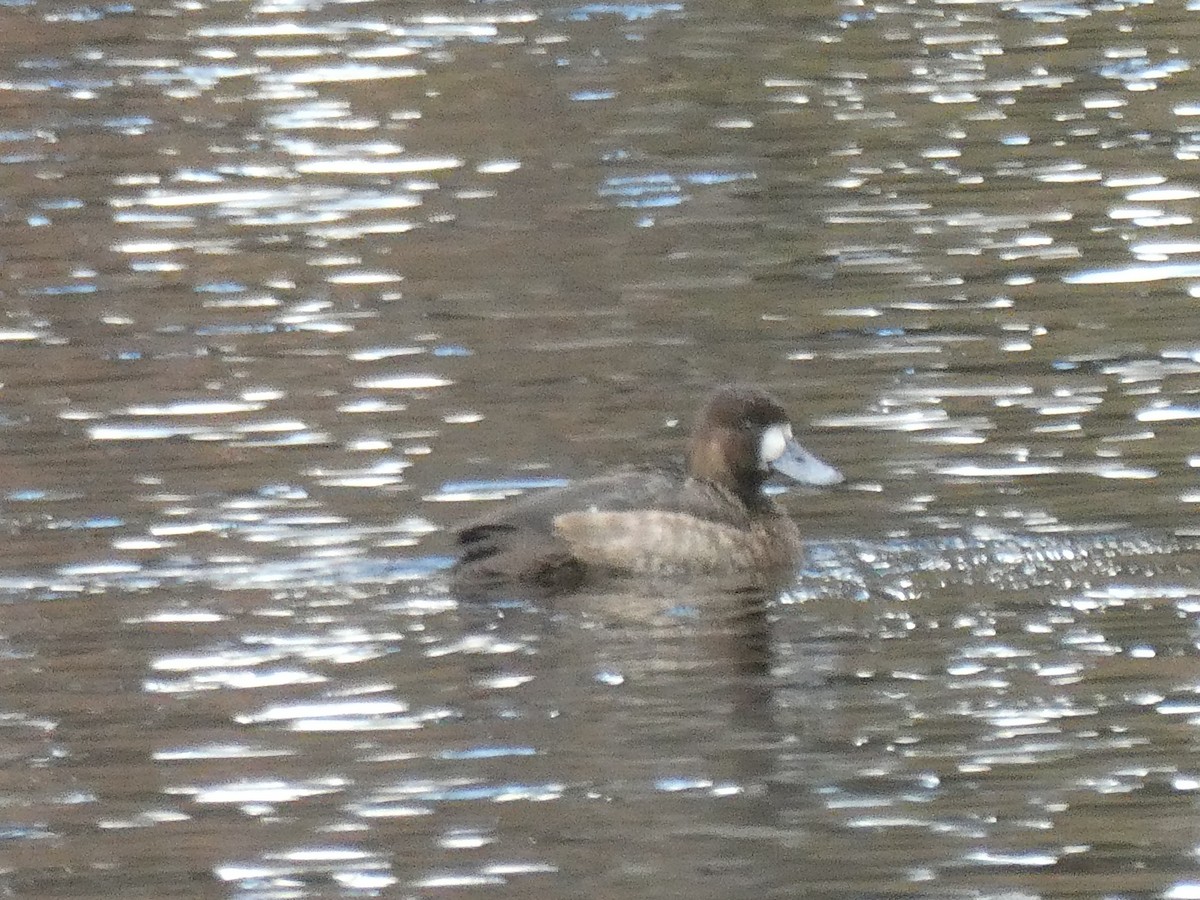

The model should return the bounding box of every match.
[455,466,705,541]
[452,468,681,589]
[452,468,748,592]
[452,524,586,596]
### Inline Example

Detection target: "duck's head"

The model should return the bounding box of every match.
[687,385,844,500]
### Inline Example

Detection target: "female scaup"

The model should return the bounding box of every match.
[452,385,843,594]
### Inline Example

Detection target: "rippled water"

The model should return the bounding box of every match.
[3,0,1200,896]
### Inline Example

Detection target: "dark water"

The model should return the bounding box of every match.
[3,0,1200,896]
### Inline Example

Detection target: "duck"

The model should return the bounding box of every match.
[451,385,844,595]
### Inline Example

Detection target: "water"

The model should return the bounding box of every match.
[2,0,1200,896]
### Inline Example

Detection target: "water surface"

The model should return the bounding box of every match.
[2,0,1200,896]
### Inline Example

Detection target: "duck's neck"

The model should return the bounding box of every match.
[688,433,767,507]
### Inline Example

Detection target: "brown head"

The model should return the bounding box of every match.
[687,386,843,503]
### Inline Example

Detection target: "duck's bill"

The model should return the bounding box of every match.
[770,438,844,486]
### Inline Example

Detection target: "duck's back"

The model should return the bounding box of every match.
[452,466,801,593]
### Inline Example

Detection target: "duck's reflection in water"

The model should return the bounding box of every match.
[451,581,842,897]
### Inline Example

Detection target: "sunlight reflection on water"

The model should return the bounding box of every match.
[3,0,1200,895]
